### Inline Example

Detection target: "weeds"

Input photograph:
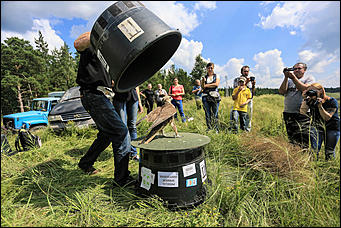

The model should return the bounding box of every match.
[1,95,339,227]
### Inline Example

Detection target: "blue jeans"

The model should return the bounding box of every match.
[230,110,248,132]
[202,96,220,131]
[79,90,131,183]
[230,100,253,132]
[112,99,138,157]
[313,128,340,160]
[171,99,186,122]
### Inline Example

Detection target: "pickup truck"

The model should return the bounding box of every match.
[2,97,60,131]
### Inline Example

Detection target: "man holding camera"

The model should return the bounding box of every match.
[230,65,256,132]
[279,62,314,148]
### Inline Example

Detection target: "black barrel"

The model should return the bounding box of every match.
[90,1,182,92]
[133,133,210,209]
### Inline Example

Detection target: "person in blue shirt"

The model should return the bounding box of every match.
[192,79,202,110]
[300,83,340,160]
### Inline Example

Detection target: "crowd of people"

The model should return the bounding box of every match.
[74,31,339,189]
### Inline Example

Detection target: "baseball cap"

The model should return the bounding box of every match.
[238,77,246,82]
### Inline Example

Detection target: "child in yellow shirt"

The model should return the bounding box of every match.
[230,77,252,132]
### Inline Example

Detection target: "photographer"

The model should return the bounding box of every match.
[230,66,255,132]
[279,62,314,148]
[300,83,340,160]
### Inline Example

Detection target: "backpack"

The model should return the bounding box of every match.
[15,129,42,152]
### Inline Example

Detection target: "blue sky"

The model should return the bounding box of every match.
[1,1,340,88]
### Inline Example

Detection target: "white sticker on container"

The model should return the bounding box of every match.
[158,171,178,187]
[140,167,155,191]
[186,178,197,187]
[117,17,144,42]
[199,160,207,183]
[182,163,196,177]
[97,49,109,73]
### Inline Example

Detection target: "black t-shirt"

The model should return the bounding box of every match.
[310,97,340,131]
[142,89,155,102]
[76,48,112,90]
[324,97,340,131]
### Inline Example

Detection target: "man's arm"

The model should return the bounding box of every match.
[74,32,91,52]
[279,73,289,95]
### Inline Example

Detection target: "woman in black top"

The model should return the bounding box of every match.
[300,83,340,160]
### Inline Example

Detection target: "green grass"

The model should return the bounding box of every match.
[1,94,340,227]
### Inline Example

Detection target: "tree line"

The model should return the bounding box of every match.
[1,31,339,116]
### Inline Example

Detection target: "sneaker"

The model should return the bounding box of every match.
[113,176,137,188]
[79,166,99,175]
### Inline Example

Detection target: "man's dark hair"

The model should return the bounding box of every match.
[241,65,250,74]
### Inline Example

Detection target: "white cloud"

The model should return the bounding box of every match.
[315,69,340,88]
[194,1,217,11]
[161,38,203,73]
[1,19,64,53]
[1,1,113,32]
[214,58,245,87]
[289,30,296,35]
[143,1,200,37]
[257,1,340,87]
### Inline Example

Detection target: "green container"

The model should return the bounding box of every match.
[133,132,210,209]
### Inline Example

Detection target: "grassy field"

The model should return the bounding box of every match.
[1,94,340,227]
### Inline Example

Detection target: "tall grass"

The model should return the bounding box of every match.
[1,94,340,227]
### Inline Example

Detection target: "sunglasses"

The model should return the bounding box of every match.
[294,68,303,70]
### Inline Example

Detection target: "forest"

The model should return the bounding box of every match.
[1,31,339,116]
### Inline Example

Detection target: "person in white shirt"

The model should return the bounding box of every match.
[279,62,314,148]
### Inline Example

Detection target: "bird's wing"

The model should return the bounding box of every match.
[136,106,162,126]
[147,103,177,131]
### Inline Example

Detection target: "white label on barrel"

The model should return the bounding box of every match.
[140,167,155,191]
[182,163,196,177]
[199,160,207,183]
[117,17,144,42]
[97,50,109,73]
[158,172,178,187]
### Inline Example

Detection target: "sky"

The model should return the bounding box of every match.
[1,1,340,89]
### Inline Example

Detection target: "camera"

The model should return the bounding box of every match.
[250,76,255,81]
[305,89,317,97]
[283,67,295,72]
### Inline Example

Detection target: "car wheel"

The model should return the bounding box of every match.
[30,125,46,132]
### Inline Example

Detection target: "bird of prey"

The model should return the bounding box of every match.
[137,96,180,144]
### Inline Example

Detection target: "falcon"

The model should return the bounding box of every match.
[137,96,180,144]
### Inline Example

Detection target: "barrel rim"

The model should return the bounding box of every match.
[114,29,182,92]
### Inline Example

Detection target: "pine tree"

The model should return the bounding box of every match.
[189,54,208,83]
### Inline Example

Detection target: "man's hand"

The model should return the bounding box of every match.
[74,32,91,51]
[238,85,245,92]
[285,71,296,80]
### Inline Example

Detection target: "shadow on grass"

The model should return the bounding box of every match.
[11,158,139,210]
[64,146,112,162]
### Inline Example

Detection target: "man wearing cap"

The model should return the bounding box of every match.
[230,76,252,132]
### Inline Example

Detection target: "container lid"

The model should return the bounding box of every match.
[132,132,211,151]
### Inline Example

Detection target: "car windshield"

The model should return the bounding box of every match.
[31,100,49,111]
[59,87,81,102]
